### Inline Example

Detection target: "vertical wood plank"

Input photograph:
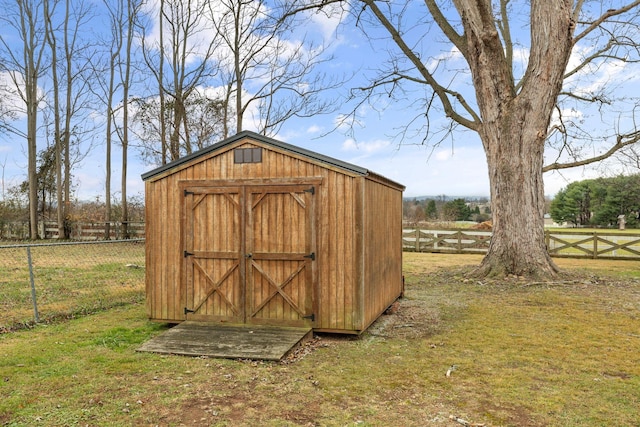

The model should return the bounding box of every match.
[145,136,402,332]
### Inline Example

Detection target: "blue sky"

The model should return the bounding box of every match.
[0,1,637,202]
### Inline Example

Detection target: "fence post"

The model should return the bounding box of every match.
[414,229,419,252]
[545,230,550,251]
[26,246,40,323]
[593,231,598,259]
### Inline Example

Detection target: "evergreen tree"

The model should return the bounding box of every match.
[425,199,438,220]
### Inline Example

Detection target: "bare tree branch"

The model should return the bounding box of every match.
[362,0,478,130]
[573,0,640,45]
[544,131,640,172]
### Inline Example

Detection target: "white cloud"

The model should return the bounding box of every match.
[550,107,584,128]
[564,45,632,95]
[306,2,346,41]
[434,149,451,161]
[341,138,390,154]
[306,125,322,134]
[333,113,360,131]
[426,45,464,73]
[0,71,31,117]
[358,144,490,197]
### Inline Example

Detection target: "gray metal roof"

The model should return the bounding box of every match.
[141,130,404,190]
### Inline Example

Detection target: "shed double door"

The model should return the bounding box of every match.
[182,182,316,327]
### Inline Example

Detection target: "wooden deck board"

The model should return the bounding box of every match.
[137,321,312,361]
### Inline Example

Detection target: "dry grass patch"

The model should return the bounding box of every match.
[1,253,639,426]
[0,241,145,331]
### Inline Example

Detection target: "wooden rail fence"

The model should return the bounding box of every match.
[402,228,640,260]
[0,221,145,240]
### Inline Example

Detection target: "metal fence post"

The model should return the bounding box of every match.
[27,246,40,323]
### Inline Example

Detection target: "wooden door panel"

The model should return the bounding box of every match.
[188,258,241,320]
[183,182,316,326]
[249,259,308,321]
[184,188,244,322]
[252,188,310,248]
[247,187,314,326]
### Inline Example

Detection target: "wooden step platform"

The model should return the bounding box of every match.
[137,321,313,361]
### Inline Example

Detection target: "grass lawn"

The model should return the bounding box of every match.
[0,241,145,331]
[1,253,639,426]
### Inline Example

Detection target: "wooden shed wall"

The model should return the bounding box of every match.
[361,178,404,330]
[145,136,403,333]
[146,138,366,331]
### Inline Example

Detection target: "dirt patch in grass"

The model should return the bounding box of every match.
[2,254,640,426]
[173,393,322,427]
[152,258,639,426]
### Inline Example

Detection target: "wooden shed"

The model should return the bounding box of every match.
[141,131,405,334]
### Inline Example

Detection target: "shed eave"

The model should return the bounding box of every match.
[364,171,405,192]
[141,130,375,181]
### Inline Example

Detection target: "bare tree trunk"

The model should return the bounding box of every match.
[44,0,65,239]
[476,114,558,277]
[453,0,573,278]
[103,0,121,240]
[62,0,72,239]
[1,0,48,239]
[27,41,41,240]
[169,93,182,160]
[158,0,167,165]
[120,0,136,239]
[234,5,242,134]
[105,59,114,240]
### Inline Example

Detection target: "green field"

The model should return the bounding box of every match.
[0,240,145,331]
[1,253,639,426]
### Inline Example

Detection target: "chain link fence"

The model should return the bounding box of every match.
[0,239,145,332]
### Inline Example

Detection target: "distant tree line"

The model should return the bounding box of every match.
[550,175,640,228]
[0,190,144,227]
[403,196,491,225]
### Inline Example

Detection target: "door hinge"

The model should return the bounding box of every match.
[303,313,315,322]
[184,307,195,315]
[304,252,315,261]
[184,250,194,258]
[184,189,194,196]
[304,186,315,195]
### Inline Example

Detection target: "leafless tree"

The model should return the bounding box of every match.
[100,0,124,239]
[209,0,342,137]
[95,0,144,238]
[44,0,97,238]
[117,0,142,238]
[139,0,221,163]
[0,0,50,239]
[298,0,640,278]
[131,92,227,164]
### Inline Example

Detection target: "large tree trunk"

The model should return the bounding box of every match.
[454,0,574,278]
[476,107,558,278]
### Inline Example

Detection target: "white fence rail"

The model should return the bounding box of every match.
[403,228,640,260]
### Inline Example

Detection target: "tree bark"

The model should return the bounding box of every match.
[44,0,65,240]
[476,106,558,277]
[453,0,574,278]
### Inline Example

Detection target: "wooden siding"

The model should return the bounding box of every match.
[145,135,403,333]
[362,178,404,330]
